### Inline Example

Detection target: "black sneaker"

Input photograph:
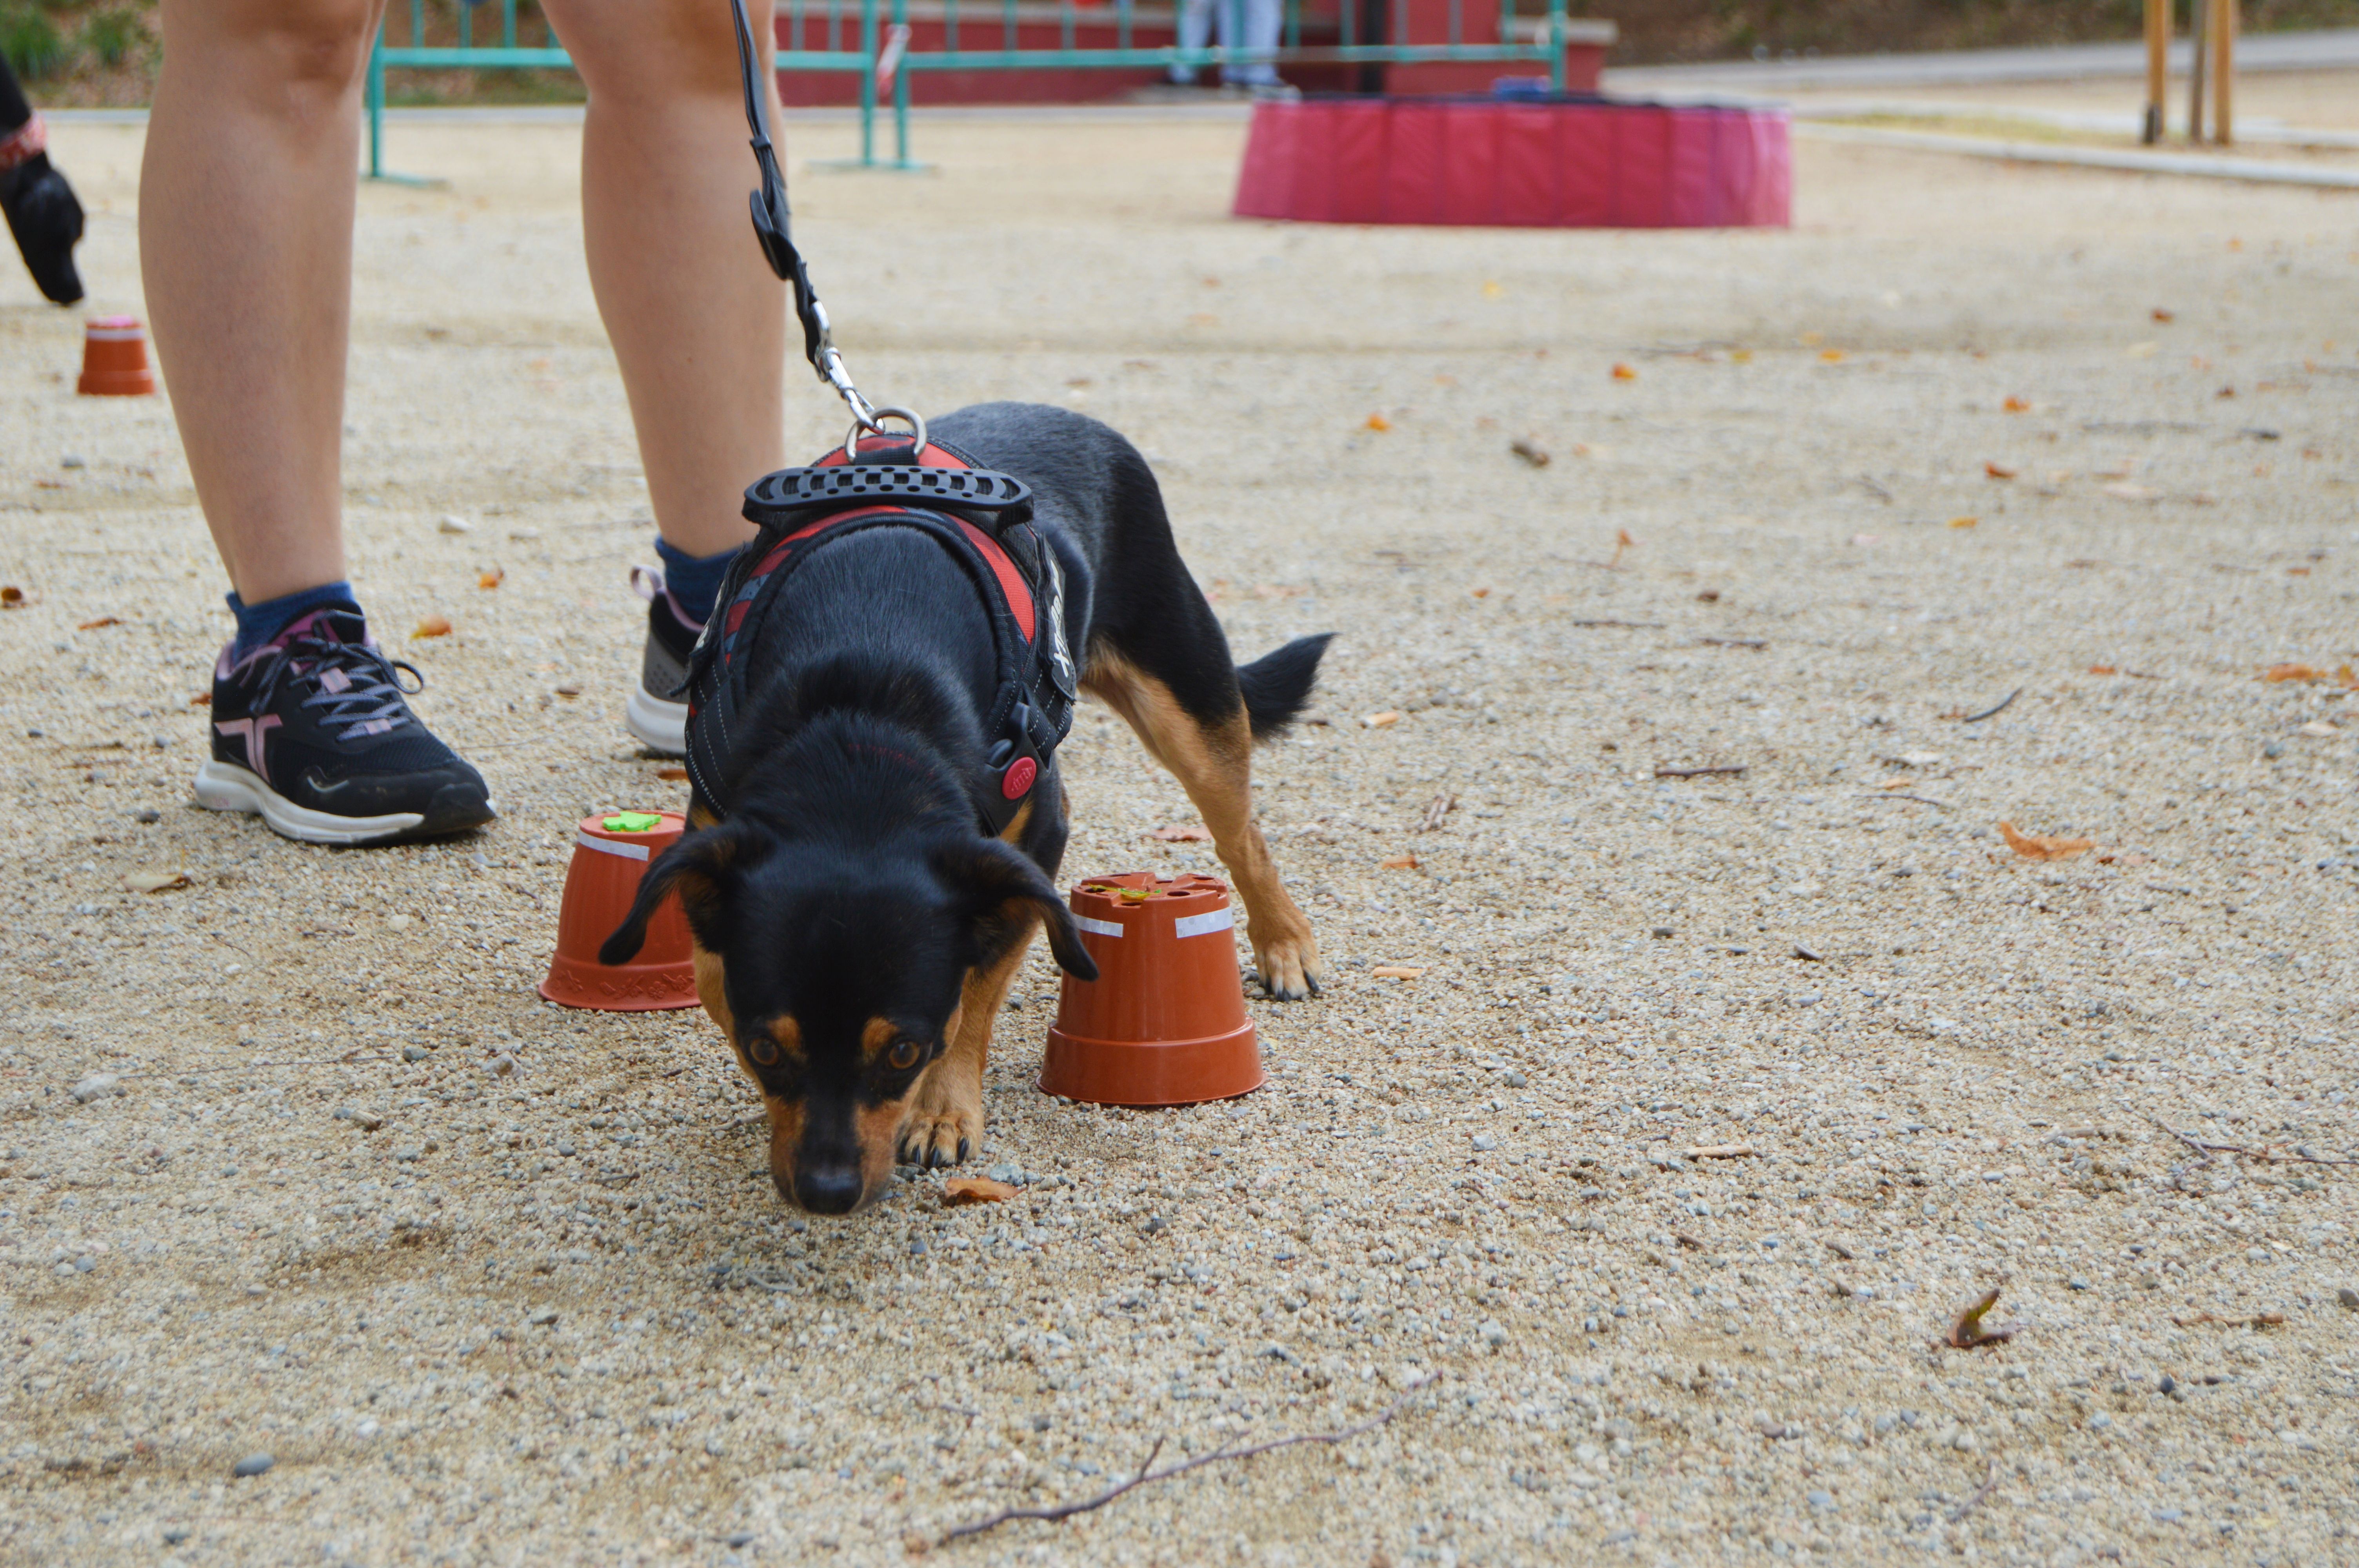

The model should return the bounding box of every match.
[624,566,700,757]
[0,148,85,307]
[194,608,496,845]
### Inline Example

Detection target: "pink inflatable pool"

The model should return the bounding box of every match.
[1233,97,1791,229]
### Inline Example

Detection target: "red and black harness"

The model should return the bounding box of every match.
[680,435,1078,835]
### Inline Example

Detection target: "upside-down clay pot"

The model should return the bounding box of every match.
[76,316,158,396]
[538,811,701,1011]
[1039,872,1262,1107]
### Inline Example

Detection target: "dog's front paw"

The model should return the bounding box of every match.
[898,1076,982,1169]
[1254,933,1323,1002]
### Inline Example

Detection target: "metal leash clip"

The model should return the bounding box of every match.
[728,0,906,443]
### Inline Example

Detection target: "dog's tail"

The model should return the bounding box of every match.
[1236,633,1334,742]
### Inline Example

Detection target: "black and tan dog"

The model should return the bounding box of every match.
[600,403,1328,1214]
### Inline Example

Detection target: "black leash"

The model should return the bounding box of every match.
[728,0,914,446]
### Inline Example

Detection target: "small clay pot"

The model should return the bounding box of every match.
[538,811,700,1011]
[1039,871,1261,1107]
[77,316,158,397]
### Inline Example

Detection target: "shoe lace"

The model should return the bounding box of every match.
[250,622,425,740]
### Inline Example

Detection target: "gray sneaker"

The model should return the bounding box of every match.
[625,567,699,757]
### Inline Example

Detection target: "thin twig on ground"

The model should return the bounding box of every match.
[933,1378,1436,1548]
[1866,792,1952,809]
[2156,1119,2359,1168]
[1568,619,1663,629]
[1655,764,1747,779]
[1961,688,2022,723]
[1948,1463,2001,1523]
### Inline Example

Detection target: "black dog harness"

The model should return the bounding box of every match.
[680,434,1078,836]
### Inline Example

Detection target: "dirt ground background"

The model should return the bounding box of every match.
[2,85,2356,1566]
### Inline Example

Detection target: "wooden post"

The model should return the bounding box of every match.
[2143,0,2168,144]
[2213,0,2235,145]
[2186,0,2208,143]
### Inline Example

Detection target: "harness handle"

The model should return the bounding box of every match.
[728,0,888,435]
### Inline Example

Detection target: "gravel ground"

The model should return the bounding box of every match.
[2,104,2357,1567]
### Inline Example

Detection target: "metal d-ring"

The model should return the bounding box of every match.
[844,404,928,462]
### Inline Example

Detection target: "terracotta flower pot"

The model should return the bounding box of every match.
[539,811,700,1011]
[1039,871,1262,1107]
[77,316,158,397]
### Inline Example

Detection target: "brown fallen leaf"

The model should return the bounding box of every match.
[2152,307,2175,323]
[2087,664,2117,675]
[413,614,453,639]
[78,616,122,631]
[123,870,190,895]
[1469,586,1491,599]
[1819,348,1846,363]
[1945,1287,2018,1350]
[0,585,23,607]
[478,568,505,590]
[1688,1143,1756,1160]
[2001,395,2030,413]
[1984,462,2016,480]
[1379,853,1418,871]
[2263,663,2324,683]
[1365,414,1391,432]
[190,693,212,707]
[1609,527,1634,568]
[1999,820,2094,861]
[656,766,689,781]
[942,1176,1017,1207]
[1361,711,1401,729]
[1610,363,1636,381]
[1946,516,1978,530]
[1509,437,1550,468]
[1147,824,1212,842]
[1370,964,1426,980]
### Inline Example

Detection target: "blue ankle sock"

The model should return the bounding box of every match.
[652,538,742,626]
[227,581,361,658]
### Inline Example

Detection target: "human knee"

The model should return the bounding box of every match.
[169,0,382,102]
[545,0,744,108]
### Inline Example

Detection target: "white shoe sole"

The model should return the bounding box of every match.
[193,760,429,846]
[626,684,689,757]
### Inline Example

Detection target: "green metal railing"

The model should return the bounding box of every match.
[365,0,1570,174]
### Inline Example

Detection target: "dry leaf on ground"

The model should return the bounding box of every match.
[1370,965,1426,980]
[124,871,190,895]
[190,693,211,707]
[2088,664,2117,675]
[1610,363,1636,381]
[656,766,689,782]
[414,614,453,639]
[1365,414,1391,432]
[1946,516,1978,530]
[479,569,505,590]
[1469,586,1491,599]
[2263,663,2324,683]
[0,585,23,607]
[1509,437,1550,468]
[1945,1288,2019,1350]
[1361,711,1401,729]
[1147,824,1212,842]
[1379,853,1418,870]
[2001,395,2030,412]
[942,1177,1017,1207]
[1984,463,2016,479]
[1999,821,2094,861]
[1688,1143,1756,1159]
[78,616,122,631]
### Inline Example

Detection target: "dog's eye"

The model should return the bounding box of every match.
[888,1037,922,1072]
[747,1037,780,1067]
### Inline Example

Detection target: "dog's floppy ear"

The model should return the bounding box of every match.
[600,819,764,965]
[934,837,1098,982]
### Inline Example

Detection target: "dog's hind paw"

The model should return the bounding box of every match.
[897,1090,981,1170]
[1254,938,1322,1003]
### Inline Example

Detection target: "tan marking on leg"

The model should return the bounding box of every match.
[1082,648,1321,999]
[687,802,719,830]
[900,935,1032,1168]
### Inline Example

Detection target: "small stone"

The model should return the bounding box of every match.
[529,1308,558,1327]
[1502,1071,1528,1088]
[2068,1276,2090,1291]
[1471,1134,1498,1152]
[438,514,473,534]
[134,808,160,824]
[1479,1319,1508,1347]
[727,1533,755,1549]
[70,1074,120,1104]
[2158,1374,2177,1396]
[162,1528,189,1545]
[60,454,85,469]
[1807,1490,1835,1512]
[2338,1286,2359,1311]
[232,1452,274,1478]
[355,1419,380,1440]
[489,1055,516,1077]
[73,1255,95,1274]
[401,1045,430,1063]
[705,1436,726,1457]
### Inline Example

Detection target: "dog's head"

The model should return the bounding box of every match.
[600,818,1096,1214]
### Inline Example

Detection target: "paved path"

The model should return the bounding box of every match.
[1608,26,2359,93]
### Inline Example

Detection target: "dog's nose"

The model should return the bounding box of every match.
[794,1163,863,1215]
